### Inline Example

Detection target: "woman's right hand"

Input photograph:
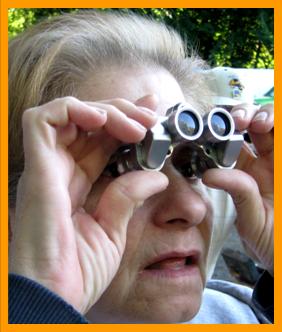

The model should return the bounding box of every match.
[9,96,168,313]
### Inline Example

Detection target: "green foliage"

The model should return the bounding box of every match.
[8,8,274,69]
[8,8,78,37]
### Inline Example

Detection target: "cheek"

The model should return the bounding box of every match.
[110,205,150,276]
[125,207,149,250]
[114,206,150,288]
[89,207,149,318]
[190,182,214,240]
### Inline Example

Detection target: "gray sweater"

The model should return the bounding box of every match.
[186,279,270,324]
[9,273,272,324]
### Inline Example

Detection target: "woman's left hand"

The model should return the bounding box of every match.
[202,103,274,273]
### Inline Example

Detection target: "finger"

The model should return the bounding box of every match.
[135,94,159,110]
[202,169,265,242]
[73,95,159,181]
[249,103,274,134]
[230,103,260,131]
[67,128,88,160]
[70,96,158,184]
[68,164,92,212]
[85,102,149,143]
[231,103,274,157]
[235,142,257,170]
[75,131,120,183]
[93,171,169,253]
[56,123,78,147]
[248,129,274,157]
[231,103,274,133]
[202,168,273,270]
[86,96,159,141]
[22,97,107,153]
[97,97,158,128]
[35,97,107,130]
[248,104,274,157]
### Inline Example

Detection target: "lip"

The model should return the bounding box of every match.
[140,250,201,279]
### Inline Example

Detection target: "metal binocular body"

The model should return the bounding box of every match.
[106,103,244,178]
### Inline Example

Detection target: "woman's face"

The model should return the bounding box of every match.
[83,67,213,323]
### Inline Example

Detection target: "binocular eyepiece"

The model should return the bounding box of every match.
[105,103,244,178]
[165,103,235,142]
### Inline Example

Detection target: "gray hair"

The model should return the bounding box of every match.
[9,10,211,207]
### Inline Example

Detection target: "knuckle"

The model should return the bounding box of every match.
[106,104,119,113]
[64,96,79,103]
[48,96,78,109]
[58,96,79,106]
[244,175,259,194]
[112,98,132,109]
[113,97,125,105]
[22,107,38,125]
[261,103,274,113]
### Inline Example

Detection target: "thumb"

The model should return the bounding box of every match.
[203,168,273,271]
[202,168,268,249]
[93,171,168,252]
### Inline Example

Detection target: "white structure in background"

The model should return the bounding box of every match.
[204,67,274,106]
[233,68,274,99]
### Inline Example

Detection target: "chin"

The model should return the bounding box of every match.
[132,296,202,324]
[88,291,202,324]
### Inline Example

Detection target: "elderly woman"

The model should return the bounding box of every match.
[8,10,273,324]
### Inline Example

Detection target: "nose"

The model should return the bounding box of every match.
[152,166,208,229]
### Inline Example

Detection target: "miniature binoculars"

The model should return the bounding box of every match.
[105,103,244,178]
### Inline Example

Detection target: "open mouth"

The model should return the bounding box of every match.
[145,253,199,271]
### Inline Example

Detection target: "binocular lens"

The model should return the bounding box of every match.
[210,113,231,137]
[178,111,199,136]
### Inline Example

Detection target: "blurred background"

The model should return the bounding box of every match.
[8,8,274,285]
[8,8,274,103]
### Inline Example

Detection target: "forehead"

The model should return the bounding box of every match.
[79,66,186,116]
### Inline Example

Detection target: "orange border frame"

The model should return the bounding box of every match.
[1,1,280,331]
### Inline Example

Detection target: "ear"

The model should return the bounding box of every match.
[134,94,159,111]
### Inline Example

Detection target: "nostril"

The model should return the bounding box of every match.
[152,184,208,228]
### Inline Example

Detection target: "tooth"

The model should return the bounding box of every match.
[148,257,186,270]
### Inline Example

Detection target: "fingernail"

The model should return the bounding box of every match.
[231,109,246,119]
[253,111,268,122]
[138,107,157,117]
[128,118,147,131]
